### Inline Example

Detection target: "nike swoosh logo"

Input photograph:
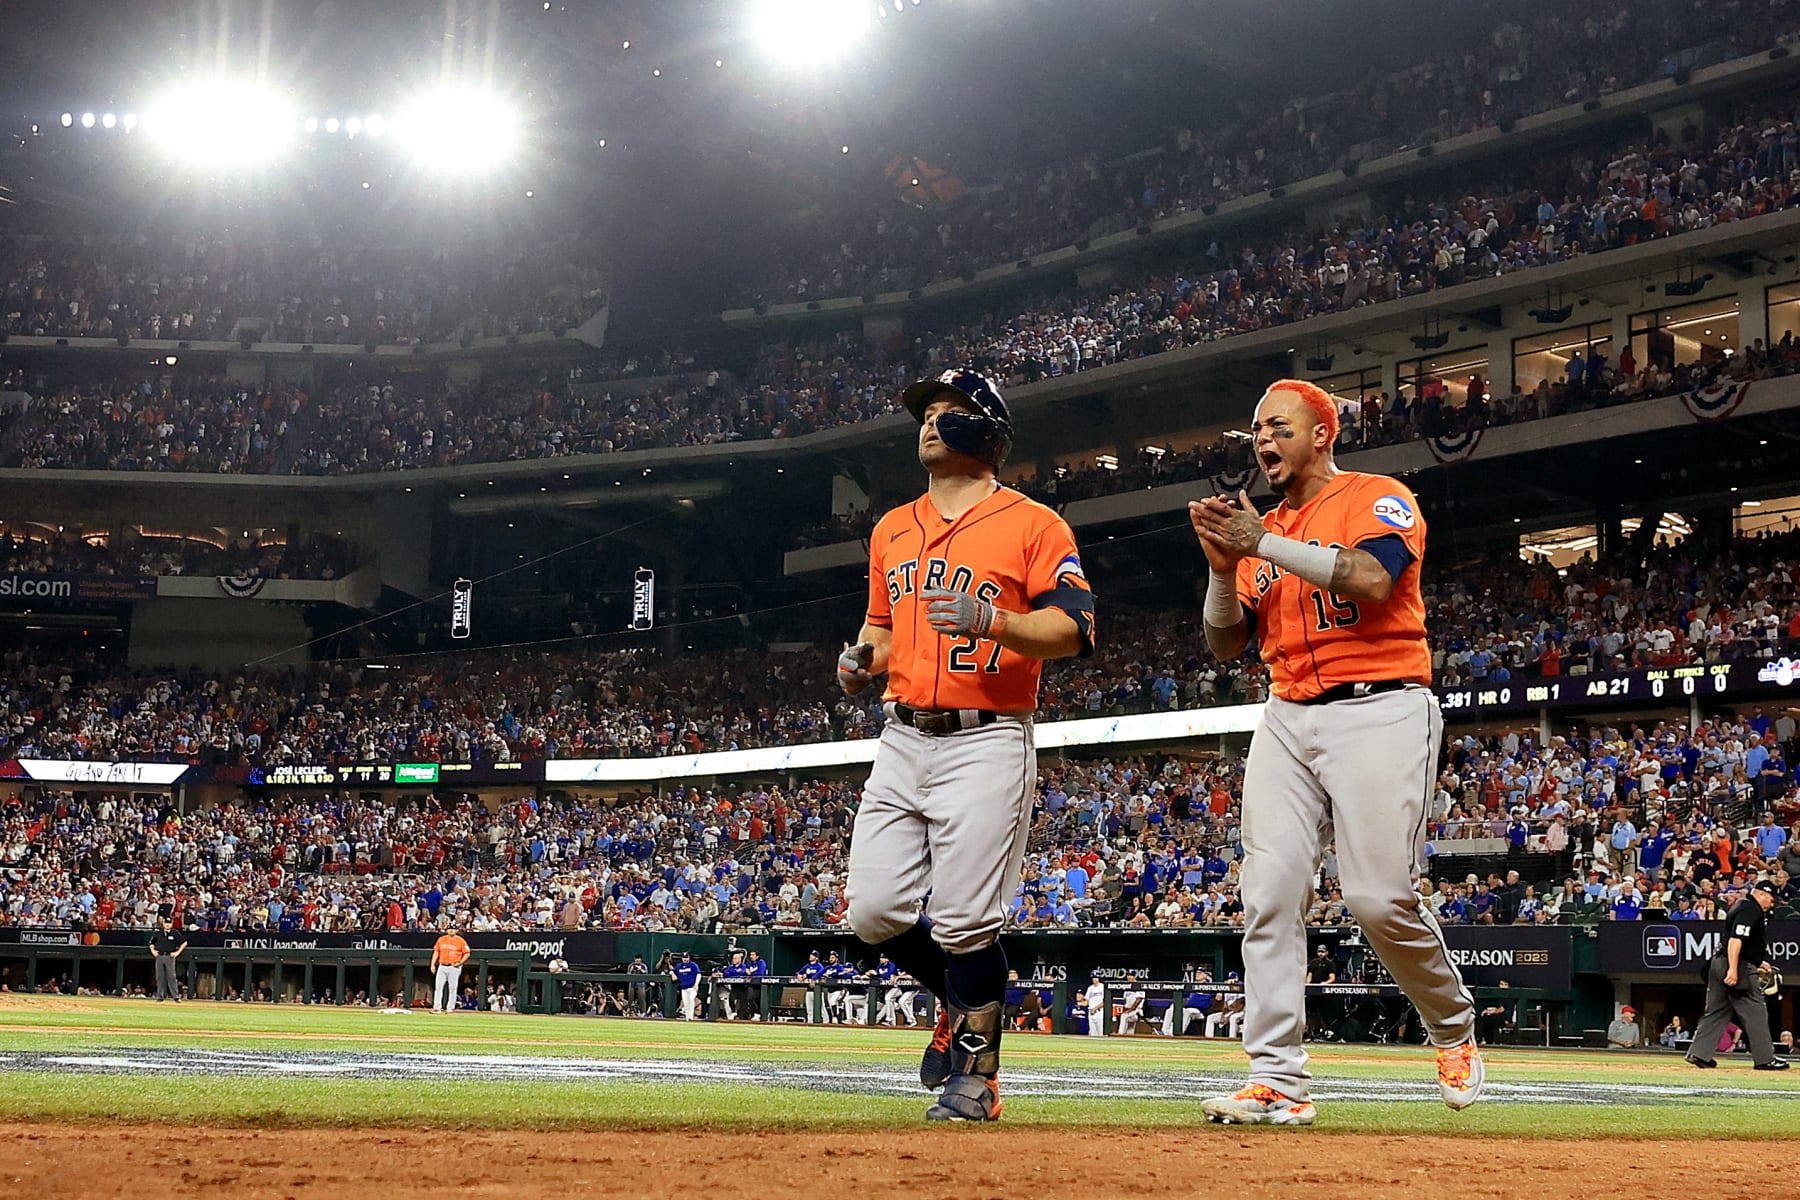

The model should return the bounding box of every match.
[890,531,905,542]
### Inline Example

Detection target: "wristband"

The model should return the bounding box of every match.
[1203,570,1244,628]
[1254,533,1341,590]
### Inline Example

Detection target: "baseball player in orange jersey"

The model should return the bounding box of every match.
[429,927,471,1014]
[838,369,1095,1123]
[1189,378,1481,1125]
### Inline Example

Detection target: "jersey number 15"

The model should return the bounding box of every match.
[1309,589,1361,632]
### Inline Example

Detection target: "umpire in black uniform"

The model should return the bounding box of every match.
[149,918,187,1003]
[1686,882,1787,1070]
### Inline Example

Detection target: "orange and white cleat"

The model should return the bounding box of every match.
[1201,1083,1316,1126]
[1437,1040,1486,1111]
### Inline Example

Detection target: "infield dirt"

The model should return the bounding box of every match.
[0,1125,1768,1199]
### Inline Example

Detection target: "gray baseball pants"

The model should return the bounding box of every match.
[434,964,462,1012]
[845,716,1035,955]
[1238,686,1474,1100]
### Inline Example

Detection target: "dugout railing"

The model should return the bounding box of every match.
[522,968,1081,1031]
[0,944,531,1008]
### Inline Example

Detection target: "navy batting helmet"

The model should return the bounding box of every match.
[900,369,1013,469]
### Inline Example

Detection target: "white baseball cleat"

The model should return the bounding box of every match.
[1437,1040,1485,1111]
[1202,1083,1316,1126]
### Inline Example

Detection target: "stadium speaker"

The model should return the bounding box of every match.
[1584,99,1602,111]
[301,344,314,353]
[753,304,767,315]
[412,344,426,355]
[1410,332,1450,350]
[239,338,252,350]
[1201,204,1217,216]
[1664,273,1713,297]
[1074,239,1090,252]
[1136,223,1153,236]
[117,334,130,346]
[861,292,876,303]
[1269,186,1286,199]
[806,301,821,310]
[364,341,378,353]
[1672,66,1691,85]
[1417,144,1436,158]
[1529,306,1573,324]
[55,338,68,346]
[1342,162,1359,178]
[1016,259,1032,269]
[178,340,191,350]
[1497,117,1515,133]
[1305,355,1335,372]
[1774,46,1791,60]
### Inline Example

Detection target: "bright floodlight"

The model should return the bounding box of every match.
[80,112,95,128]
[101,112,116,129]
[751,0,872,65]
[59,112,72,127]
[393,89,521,171]
[142,82,298,166]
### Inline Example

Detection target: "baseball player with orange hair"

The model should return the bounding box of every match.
[1189,378,1481,1126]
[839,369,1095,1123]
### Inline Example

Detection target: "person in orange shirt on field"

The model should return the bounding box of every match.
[429,926,471,1014]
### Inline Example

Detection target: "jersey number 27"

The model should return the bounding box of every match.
[948,636,1003,673]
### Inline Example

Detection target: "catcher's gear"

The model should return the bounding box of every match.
[901,369,1013,469]
[1762,966,1784,997]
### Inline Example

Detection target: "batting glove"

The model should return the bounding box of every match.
[921,588,996,639]
[837,642,875,694]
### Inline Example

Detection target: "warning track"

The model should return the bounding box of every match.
[5,1046,1798,1105]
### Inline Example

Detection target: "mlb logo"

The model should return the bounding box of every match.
[1642,924,1680,968]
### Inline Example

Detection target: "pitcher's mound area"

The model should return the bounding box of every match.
[1,1125,1772,1200]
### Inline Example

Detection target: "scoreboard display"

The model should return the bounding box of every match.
[1435,658,1795,715]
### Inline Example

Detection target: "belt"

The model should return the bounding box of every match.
[886,702,1000,736]
[1294,680,1410,706]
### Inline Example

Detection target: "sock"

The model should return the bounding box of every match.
[871,918,949,1001]
[944,941,1008,1012]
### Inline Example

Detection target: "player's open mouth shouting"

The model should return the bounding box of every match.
[1253,417,1296,495]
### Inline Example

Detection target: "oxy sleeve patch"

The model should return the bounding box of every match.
[1372,493,1417,530]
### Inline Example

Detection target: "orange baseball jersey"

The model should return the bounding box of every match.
[867,487,1095,711]
[432,932,470,967]
[1234,471,1431,702]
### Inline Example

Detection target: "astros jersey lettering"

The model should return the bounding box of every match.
[1234,472,1431,701]
[867,487,1094,711]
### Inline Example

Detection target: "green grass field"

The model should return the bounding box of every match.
[0,996,1795,1137]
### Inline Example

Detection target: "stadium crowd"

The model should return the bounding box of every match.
[736,0,1800,305]
[0,528,358,581]
[2,728,1797,945]
[2,527,1799,766]
[0,237,606,347]
[12,87,1800,477]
